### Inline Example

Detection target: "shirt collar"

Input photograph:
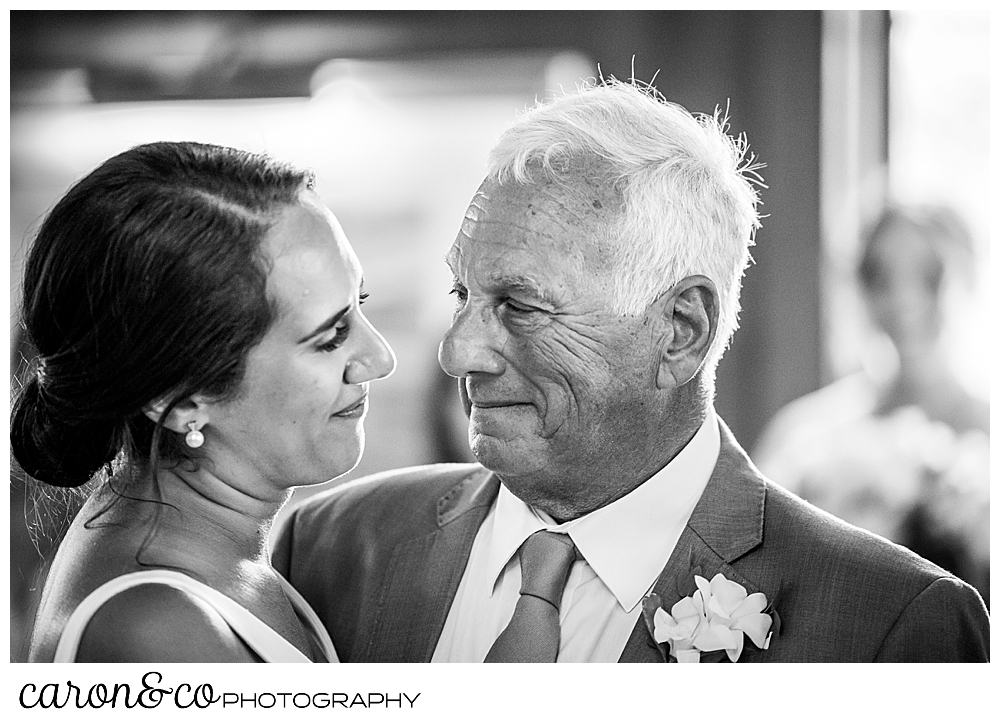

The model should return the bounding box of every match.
[485,408,721,612]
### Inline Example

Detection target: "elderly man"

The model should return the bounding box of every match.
[273,81,989,662]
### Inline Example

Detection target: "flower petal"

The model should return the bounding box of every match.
[731,591,768,619]
[671,595,701,620]
[706,594,732,623]
[709,573,748,616]
[734,612,773,649]
[693,623,740,652]
[652,608,677,643]
[675,615,702,640]
[726,632,745,662]
[655,605,707,643]
[694,575,712,602]
[691,588,706,616]
[674,647,702,663]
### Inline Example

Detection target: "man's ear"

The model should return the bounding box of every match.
[653,275,719,390]
[143,396,209,435]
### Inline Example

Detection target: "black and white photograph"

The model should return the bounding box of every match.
[7,6,991,718]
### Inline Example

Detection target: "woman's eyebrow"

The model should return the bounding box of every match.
[297,306,349,344]
[297,276,365,344]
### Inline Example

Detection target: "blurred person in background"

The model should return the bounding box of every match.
[754,205,989,606]
[274,82,988,662]
[11,141,394,662]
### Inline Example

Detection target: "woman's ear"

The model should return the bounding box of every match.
[143,396,209,435]
[653,275,719,390]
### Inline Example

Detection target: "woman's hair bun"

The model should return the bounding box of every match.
[11,141,312,486]
[10,375,120,488]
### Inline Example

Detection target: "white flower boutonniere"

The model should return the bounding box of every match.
[643,572,776,663]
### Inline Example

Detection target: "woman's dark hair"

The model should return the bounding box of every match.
[10,141,314,489]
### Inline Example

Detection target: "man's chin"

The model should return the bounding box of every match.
[469,432,546,478]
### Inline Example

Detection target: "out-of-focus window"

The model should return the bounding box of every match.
[819,10,988,399]
[887,10,989,398]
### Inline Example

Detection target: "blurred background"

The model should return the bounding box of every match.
[9,10,990,661]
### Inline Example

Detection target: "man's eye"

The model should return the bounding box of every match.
[449,286,468,304]
[503,299,536,314]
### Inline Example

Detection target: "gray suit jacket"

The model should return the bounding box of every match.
[273,420,989,662]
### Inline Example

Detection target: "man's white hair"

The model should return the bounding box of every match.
[486,79,763,377]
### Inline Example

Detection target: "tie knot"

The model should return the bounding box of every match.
[517,531,577,609]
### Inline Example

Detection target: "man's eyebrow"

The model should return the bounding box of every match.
[490,274,556,305]
[297,306,350,344]
[444,250,556,305]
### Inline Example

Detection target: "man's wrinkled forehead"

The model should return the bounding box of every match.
[451,170,619,263]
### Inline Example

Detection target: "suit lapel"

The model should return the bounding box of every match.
[365,468,501,662]
[618,419,767,663]
[364,419,768,663]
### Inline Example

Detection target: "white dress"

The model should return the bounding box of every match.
[53,569,338,663]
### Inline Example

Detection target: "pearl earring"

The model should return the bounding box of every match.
[185,421,205,448]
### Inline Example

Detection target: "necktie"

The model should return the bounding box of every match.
[484,530,577,663]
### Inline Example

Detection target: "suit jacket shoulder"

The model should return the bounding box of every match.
[272,463,497,661]
[276,463,486,550]
[681,423,990,662]
[750,482,988,661]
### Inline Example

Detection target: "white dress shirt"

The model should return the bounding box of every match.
[431,408,721,662]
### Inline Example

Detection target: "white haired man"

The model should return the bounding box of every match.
[274,81,989,662]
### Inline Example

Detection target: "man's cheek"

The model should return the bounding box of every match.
[532,332,610,384]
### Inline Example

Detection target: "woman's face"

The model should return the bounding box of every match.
[204,191,396,489]
[862,223,946,354]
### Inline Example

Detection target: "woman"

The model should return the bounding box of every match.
[754,205,989,605]
[10,141,396,662]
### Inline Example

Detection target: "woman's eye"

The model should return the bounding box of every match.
[449,285,468,305]
[316,322,350,353]
[317,292,367,352]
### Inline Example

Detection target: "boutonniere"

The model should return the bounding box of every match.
[642,570,779,663]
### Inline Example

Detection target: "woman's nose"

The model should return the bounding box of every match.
[345,315,396,384]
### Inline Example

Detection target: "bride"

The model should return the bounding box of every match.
[11,141,395,662]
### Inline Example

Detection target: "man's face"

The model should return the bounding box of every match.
[439,176,663,518]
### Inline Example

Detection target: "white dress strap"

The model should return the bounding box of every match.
[276,573,338,662]
[53,570,338,663]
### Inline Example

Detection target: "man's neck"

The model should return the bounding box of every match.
[503,402,709,523]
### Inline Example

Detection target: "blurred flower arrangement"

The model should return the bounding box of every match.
[792,404,989,601]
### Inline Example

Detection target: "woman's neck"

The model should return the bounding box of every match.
[105,461,291,572]
[876,342,986,433]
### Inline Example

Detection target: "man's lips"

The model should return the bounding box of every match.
[468,400,532,409]
[331,394,368,417]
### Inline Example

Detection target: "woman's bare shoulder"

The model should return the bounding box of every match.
[73,582,258,663]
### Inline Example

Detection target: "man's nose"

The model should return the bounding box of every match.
[438,302,505,378]
[345,315,397,384]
